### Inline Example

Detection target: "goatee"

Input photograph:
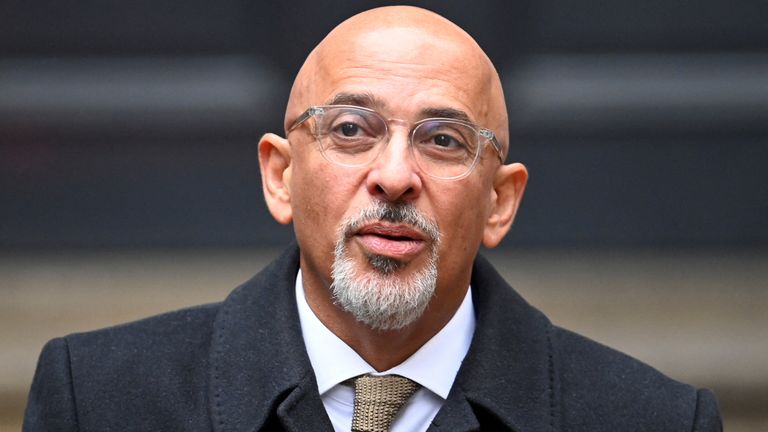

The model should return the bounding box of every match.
[330,201,441,330]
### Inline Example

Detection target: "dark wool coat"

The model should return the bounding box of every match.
[24,245,722,431]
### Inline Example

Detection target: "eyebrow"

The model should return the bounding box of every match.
[326,92,383,109]
[421,107,473,124]
[325,92,475,124]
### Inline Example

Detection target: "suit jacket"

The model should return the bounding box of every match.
[24,245,722,431]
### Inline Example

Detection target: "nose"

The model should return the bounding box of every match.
[365,129,423,202]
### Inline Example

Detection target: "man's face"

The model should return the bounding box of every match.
[285,26,508,328]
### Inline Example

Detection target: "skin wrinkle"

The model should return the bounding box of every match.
[260,5,527,370]
[326,69,481,122]
[324,92,475,125]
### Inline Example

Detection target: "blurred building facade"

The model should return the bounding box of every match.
[2,0,766,249]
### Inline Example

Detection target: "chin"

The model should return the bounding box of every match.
[330,244,438,331]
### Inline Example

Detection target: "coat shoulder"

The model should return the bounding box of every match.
[29,303,222,431]
[65,302,221,360]
[25,246,304,431]
[552,326,722,431]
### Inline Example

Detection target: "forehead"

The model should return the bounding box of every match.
[312,26,493,122]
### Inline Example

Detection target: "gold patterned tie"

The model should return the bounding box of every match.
[351,374,420,432]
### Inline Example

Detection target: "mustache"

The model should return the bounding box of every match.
[341,201,441,244]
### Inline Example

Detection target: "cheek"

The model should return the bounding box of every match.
[430,193,488,291]
[451,205,487,250]
[290,158,362,248]
[435,184,490,254]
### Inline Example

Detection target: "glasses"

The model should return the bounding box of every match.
[288,105,504,180]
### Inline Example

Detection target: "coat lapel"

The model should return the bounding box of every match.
[208,245,333,432]
[431,254,560,432]
[426,388,482,431]
[275,372,334,432]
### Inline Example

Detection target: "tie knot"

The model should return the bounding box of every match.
[351,374,420,432]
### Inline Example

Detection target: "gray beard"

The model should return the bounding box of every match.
[330,202,441,331]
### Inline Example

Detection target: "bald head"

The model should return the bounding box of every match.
[285,6,509,156]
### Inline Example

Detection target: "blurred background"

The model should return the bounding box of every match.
[1,0,766,430]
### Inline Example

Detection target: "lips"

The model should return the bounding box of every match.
[354,223,428,258]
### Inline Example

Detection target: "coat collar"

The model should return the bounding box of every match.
[208,245,333,432]
[431,254,559,432]
[208,245,558,432]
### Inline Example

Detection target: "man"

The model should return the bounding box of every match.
[25,6,721,432]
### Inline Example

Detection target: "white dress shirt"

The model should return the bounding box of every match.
[295,270,476,432]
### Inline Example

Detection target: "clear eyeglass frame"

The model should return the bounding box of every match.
[287,105,505,181]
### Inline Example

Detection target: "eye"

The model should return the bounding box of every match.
[413,121,478,165]
[416,125,470,151]
[328,114,372,139]
[322,110,386,156]
[340,122,360,137]
[432,134,460,148]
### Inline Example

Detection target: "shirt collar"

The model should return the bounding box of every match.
[296,269,475,399]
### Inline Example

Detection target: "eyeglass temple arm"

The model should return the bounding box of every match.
[288,107,324,132]
[480,129,505,164]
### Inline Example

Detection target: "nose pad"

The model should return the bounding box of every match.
[365,128,423,202]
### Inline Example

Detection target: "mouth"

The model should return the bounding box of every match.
[353,223,428,259]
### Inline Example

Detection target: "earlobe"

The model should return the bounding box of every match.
[482,163,528,248]
[258,133,293,225]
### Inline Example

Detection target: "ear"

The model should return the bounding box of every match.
[482,162,528,248]
[258,133,293,225]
